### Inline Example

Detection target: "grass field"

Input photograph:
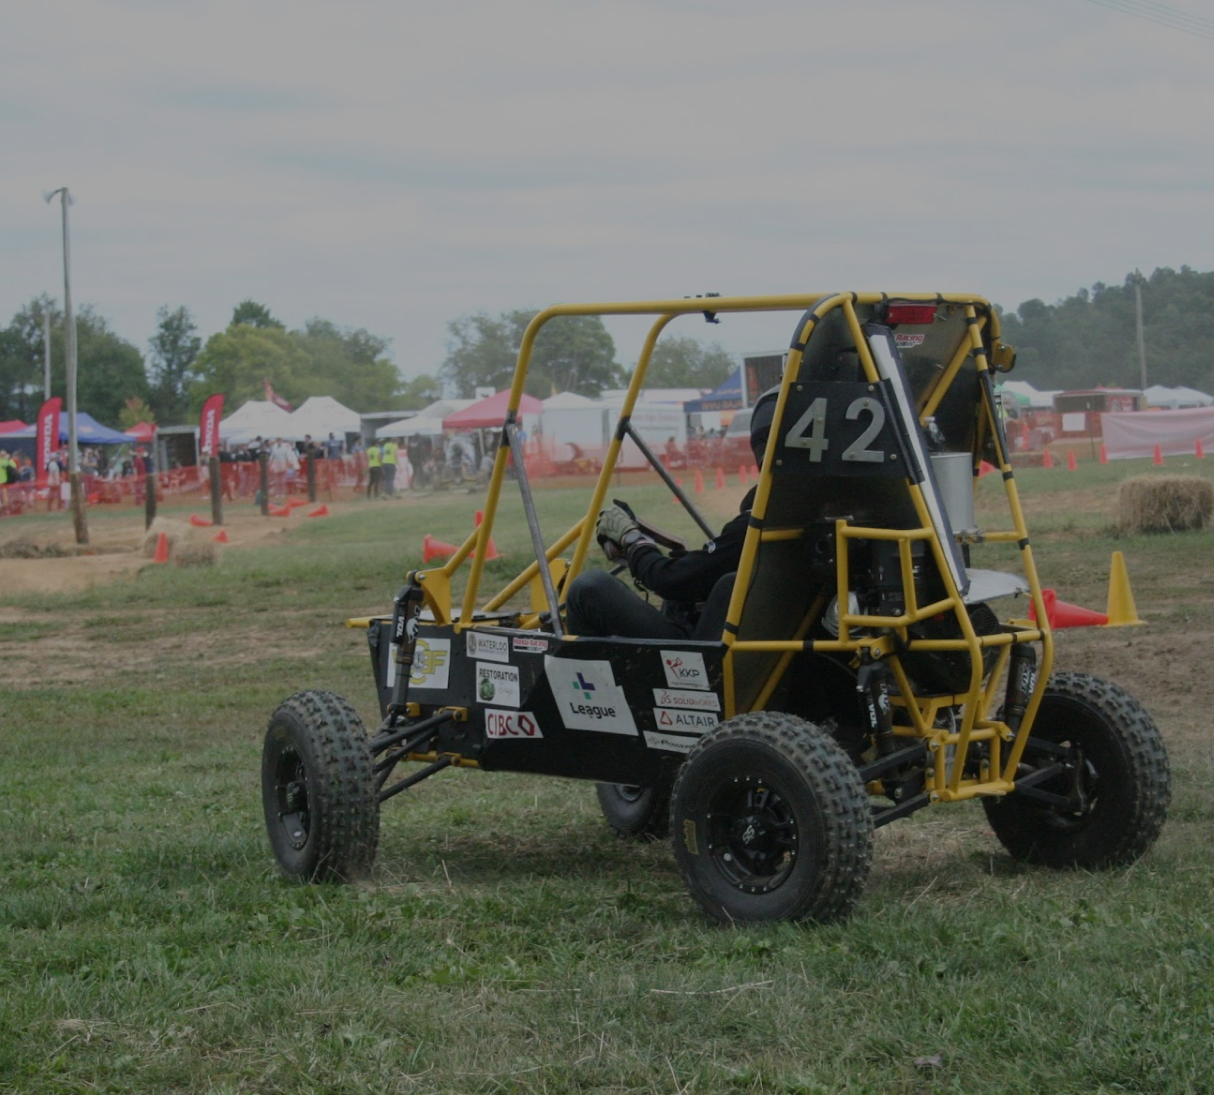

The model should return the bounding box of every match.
[2,457,1212,1094]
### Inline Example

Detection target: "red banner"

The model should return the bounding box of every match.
[35,397,62,489]
[263,378,293,412]
[199,393,225,458]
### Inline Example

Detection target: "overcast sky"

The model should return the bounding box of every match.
[4,0,1213,384]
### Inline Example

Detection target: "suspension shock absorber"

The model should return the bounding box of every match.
[388,576,426,723]
[1003,640,1038,735]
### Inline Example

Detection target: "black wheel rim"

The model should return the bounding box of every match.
[273,747,311,850]
[615,785,646,804]
[1026,738,1100,832]
[704,773,798,894]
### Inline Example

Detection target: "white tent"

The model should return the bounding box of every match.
[377,414,445,437]
[542,391,596,409]
[1144,385,1214,410]
[219,400,295,444]
[288,396,361,439]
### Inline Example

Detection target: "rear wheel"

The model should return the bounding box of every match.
[984,673,1170,868]
[595,779,672,841]
[671,712,872,925]
[262,690,379,882]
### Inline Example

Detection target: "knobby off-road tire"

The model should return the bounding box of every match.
[595,779,673,841]
[262,690,380,883]
[983,672,1170,869]
[671,712,873,925]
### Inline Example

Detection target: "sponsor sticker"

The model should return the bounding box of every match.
[660,650,710,691]
[466,630,509,663]
[644,731,699,755]
[392,636,450,690]
[512,636,549,655]
[653,708,718,732]
[485,709,543,739]
[545,656,638,736]
[895,332,926,350]
[476,662,520,707]
[652,687,720,712]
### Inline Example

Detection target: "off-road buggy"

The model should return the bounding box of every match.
[262,292,1171,924]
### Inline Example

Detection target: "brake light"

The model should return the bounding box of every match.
[885,304,937,325]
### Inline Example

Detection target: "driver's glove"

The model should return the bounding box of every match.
[596,504,638,551]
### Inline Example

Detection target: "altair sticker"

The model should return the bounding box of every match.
[653,708,718,732]
[652,687,720,712]
[485,709,542,739]
[466,631,509,663]
[644,731,698,754]
[475,662,520,707]
[544,656,638,736]
[659,650,710,690]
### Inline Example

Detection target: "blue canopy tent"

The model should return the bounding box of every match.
[683,368,744,414]
[6,412,137,445]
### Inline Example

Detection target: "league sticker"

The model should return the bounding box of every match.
[485,709,543,739]
[644,731,698,755]
[660,650,710,691]
[653,708,718,732]
[466,630,509,663]
[652,687,720,712]
[545,656,638,736]
[476,662,520,707]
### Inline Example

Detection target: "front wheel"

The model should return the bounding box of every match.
[595,779,672,841]
[984,672,1170,868]
[672,712,873,925]
[262,690,379,882]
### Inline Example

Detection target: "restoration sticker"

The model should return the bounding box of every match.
[644,731,699,755]
[466,631,509,663]
[545,656,638,736]
[476,662,520,707]
[652,687,720,712]
[653,708,718,733]
[659,650,710,691]
[484,709,543,739]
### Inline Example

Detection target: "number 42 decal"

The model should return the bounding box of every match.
[785,396,888,463]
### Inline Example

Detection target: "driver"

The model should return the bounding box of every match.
[565,389,777,641]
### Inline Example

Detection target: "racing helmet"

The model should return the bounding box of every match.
[749,386,780,466]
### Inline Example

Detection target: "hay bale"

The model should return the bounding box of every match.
[139,517,189,558]
[1118,475,1214,533]
[174,541,217,567]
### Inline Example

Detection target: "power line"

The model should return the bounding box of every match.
[1083,0,1214,42]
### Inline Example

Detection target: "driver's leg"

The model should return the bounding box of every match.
[565,569,688,640]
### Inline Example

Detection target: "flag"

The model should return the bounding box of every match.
[35,397,61,489]
[263,379,293,412]
[199,393,225,458]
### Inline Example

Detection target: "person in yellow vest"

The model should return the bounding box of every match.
[366,439,382,499]
[381,437,398,497]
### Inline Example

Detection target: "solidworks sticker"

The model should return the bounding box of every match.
[653,708,718,732]
[660,650,709,690]
[512,636,548,655]
[476,662,520,707]
[466,631,509,663]
[544,656,638,736]
[398,637,451,691]
[485,709,542,739]
[652,687,720,712]
[644,731,698,755]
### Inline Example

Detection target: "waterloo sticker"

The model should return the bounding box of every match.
[466,631,509,663]
[403,637,451,690]
[484,709,543,739]
[544,656,638,736]
[475,662,520,707]
[652,687,720,712]
[659,650,710,691]
[652,708,718,732]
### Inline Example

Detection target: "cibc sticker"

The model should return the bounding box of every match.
[389,637,450,690]
[466,631,509,663]
[476,662,520,707]
[544,656,638,736]
[485,709,543,739]
[653,708,718,733]
[659,651,710,691]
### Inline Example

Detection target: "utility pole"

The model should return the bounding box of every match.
[43,309,51,399]
[44,187,88,545]
[1134,271,1148,393]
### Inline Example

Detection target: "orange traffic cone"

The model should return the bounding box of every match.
[1197,439,1206,459]
[750,464,760,479]
[978,460,996,477]
[1153,444,1164,466]
[268,504,291,517]
[287,498,310,509]
[694,468,705,494]
[1099,443,1108,464]
[213,529,230,544]
[1030,587,1109,629]
[738,464,749,486]
[1042,448,1054,469]
[190,513,213,527]
[307,504,329,518]
[715,467,726,489]
[472,511,501,560]
[1066,449,1077,471]
[152,532,169,564]
[423,533,458,563]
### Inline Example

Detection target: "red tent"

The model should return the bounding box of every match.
[127,421,156,442]
[443,390,542,430]
[0,420,28,434]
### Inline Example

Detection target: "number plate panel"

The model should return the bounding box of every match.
[773,380,909,478]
